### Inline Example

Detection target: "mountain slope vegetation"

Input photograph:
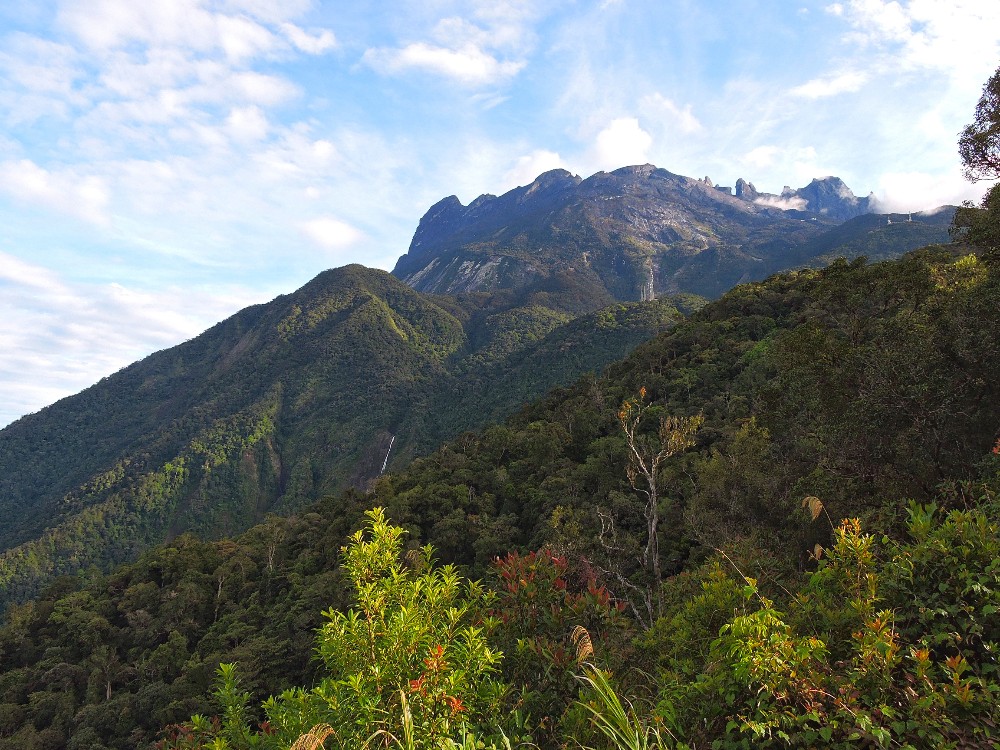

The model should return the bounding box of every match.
[1,244,998,749]
[0,163,954,607]
[0,266,682,606]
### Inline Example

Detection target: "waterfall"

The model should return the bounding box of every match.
[642,260,656,301]
[380,435,396,475]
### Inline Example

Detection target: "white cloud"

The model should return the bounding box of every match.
[0,251,67,292]
[47,1,315,119]
[640,93,702,134]
[0,34,88,125]
[60,0,218,53]
[503,149,565,189]
[226,105,269,142]
[0,159,110,225]
[876,169,985,212]
[300,217,365,252]
[216,14,280,62]
[250,129,341,181]
[465,0,543,54]
[226,70,300,104]
[220,0,312,24]
[744,145,780,169]
[360,1,544,87]
[362,42,524,87]
[56,0,288,61]
[0,0,318,159]
[589,118,653,172]
[280,23,336,54]
[791,70,868,98]
[833,0,1000,82]
[433,17,497,51]
[840,0,912,44]
[755,195,808,210]
[0,33,82,96]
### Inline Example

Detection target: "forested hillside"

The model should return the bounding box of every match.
[0,172,951,610]
[0,267,682,607]
[2,242,999,749]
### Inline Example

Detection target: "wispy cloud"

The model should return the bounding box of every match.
[790,70,868,99]
[55,0,323,60]
[0,159,110,225]
[362,43,524,87]
[831,0,1000,83]
[640,93,702,135]
[3,0,330,146]
[361,1,545,87]
[280,22,336,54]
[0,251,270,426]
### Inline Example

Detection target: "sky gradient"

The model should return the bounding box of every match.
[1,0,999,427]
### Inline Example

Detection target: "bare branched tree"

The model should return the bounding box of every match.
[617,387,702,619]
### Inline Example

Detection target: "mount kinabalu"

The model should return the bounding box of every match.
[391,164,947,300]
[0,163,952,605]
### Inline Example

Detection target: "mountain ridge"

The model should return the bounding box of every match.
[392,164,945,300]
[0,264,682,604]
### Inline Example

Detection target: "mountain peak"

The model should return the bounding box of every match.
[534,167,579,183]
[609,163,659,178]
[393,163,833,300]
[778,176,875,220]
[735,178,759,200]
[409,195,466,256]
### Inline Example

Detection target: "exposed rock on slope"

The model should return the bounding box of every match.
[776,176,878,220]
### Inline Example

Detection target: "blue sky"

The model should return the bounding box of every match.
[0,0,998,427]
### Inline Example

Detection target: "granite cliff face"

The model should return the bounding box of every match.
[722,175,877,219]
[778,176,878,220]
[392,165,902,302]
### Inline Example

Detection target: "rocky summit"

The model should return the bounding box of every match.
[392,165,909,301]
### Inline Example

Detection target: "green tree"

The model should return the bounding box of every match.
[954,63,1000,252]
[163,508,509,749]
[953,183,1000,252]
[491,548,629,745]
[671,509,1000,749]
[959,64,1000,182]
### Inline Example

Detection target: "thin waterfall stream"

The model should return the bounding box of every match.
[380,435,396,474]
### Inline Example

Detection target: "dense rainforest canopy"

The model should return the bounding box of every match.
[1,240,999,749]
